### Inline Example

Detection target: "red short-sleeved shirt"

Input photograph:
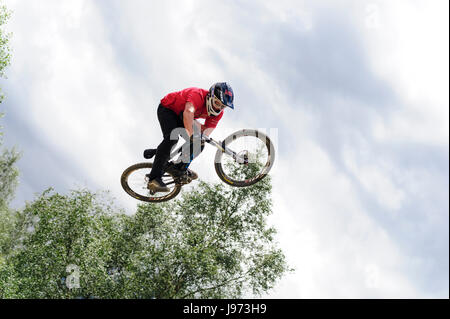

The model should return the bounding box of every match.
[160,87,224,129]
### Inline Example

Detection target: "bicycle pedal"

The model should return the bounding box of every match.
[176,175,192,185]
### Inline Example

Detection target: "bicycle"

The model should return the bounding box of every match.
[120,123,275,203]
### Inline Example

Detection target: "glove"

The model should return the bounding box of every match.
[188,132,206,158]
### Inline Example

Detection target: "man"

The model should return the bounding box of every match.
[146,82,234,192]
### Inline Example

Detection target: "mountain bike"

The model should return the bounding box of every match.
[120,125,275,202]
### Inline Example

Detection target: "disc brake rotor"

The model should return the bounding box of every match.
[237,150,249,165]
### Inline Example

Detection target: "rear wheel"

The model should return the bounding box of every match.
[120,162,182,202]
[214,129,275,187]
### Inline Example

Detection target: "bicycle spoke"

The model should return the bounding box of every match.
[126,167,177,199]
[220,135,269,181]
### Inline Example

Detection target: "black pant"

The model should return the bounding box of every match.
[148,104,204,180]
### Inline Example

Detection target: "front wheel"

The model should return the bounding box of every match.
[121,162,182,202]
[214,129,275,187]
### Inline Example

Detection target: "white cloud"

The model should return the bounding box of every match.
[342,138,406,212]
[263,140,420,298]
[360,0,449,146]
[2,0,448,298]
[5,0,140,209]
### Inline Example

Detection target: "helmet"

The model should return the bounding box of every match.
[206,82,234,117]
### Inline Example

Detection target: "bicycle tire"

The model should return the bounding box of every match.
[120,162,182,202]
[214,129,275,187]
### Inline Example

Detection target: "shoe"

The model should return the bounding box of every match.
[164,162,198,180]
[164,162,187,177]
[186,169,198,180]
[147,177,170,193]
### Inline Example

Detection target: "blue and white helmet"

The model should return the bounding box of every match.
[206,82,234,117]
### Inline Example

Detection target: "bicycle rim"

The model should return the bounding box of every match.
[214,129,275,187]
[120,162,181,202]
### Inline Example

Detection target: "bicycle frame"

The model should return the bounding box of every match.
[169,120,247,165]
[169,135,247,165]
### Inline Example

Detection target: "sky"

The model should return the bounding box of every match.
[0,0,448,298]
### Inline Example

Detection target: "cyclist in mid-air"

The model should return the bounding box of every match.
[145,82,234,192]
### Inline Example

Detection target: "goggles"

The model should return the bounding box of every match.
[212,96,227,112]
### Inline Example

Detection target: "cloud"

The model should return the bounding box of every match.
[2,0,448,297]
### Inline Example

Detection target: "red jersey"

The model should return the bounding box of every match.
[160,87,224,129]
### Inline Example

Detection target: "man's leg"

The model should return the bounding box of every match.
[175,136,205,171]
[148,105,183,181]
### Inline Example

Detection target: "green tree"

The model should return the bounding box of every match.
[0,0,15,214]
[1,175,289,298]
[115,175,289,298]
[0,117,21,299]
[1,105,20,293]
[0,189,128,298]
[0,139,20,297]
[0,1,12,103]
[0,135,20,258]
[0,2,16,295]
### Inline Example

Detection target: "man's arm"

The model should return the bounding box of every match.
[183,102,195,137]
[184,102,215,138]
